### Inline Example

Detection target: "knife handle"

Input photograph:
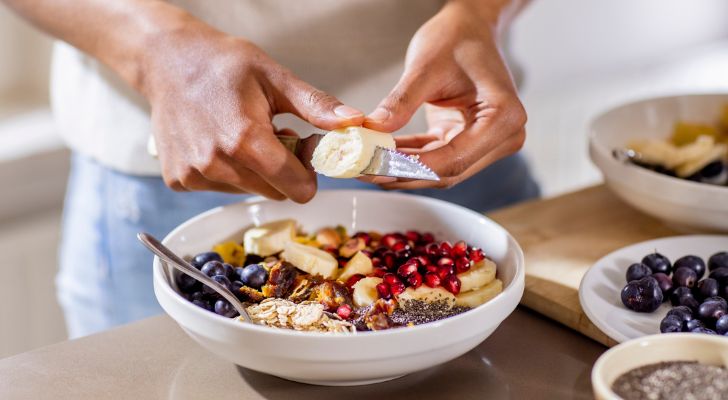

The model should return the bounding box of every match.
[276,135,300,154]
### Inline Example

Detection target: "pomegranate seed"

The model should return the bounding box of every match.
[338,258,348,268]
[437,265,452,280]
[424,272,441,288]
[414,256,429,266]
[336,304,353,319]
[470,248,485,262]
[405,257,422,268]
[391,241,408,252]
[405,230,421,243]
[439,241,453,257]
[376,282,391,299]
[345,274,365,289]
[425,243,440,256]
[390,281,406,296]
[442,275,461,295]
[438,257,454,268]
[382,252,397,268]
[452,241,468,257]
[353,231,372,245]
[372,267,388,277]
[371,257,382,269]
[425,264,439,273]
[383,273,400,285]
[381,234,400,249]
[323,246,338,255]
[397,262,418,277]
[374,246,389,257]
[455,257,471,273]
[421,232,435,244]
[407,272,423,288]
[395,249,412,261]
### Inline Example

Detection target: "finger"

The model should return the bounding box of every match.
[173,168,250,194]
[272,73,364,130]
[364,70,435,132]
[198,158,286,200]
[356,175,398,185]
[394,133,442,149]
[236,123,318,203]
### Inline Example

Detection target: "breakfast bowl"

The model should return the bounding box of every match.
[591,333,728,399]
[589,93,728,232]
[152,190,525,386]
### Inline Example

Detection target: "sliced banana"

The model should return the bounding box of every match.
[311,126,396,178]
[281,241,339,279]
[458,259,496,293]
[455,279,503,308]
[676,142,727,177]
[243,219,296,257]
[352,277,383,307]
[396,286,456,310]
[337,251,374,282]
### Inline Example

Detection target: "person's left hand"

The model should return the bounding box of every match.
[363,0,527,189]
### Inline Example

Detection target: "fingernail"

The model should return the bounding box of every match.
[367,108,390,122]
[334,105,364,119]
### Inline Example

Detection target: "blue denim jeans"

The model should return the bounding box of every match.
[57,152,539,338]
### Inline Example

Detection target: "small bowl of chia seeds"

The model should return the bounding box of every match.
[592,333,728,400]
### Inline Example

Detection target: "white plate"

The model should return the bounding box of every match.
[579,235,728,343]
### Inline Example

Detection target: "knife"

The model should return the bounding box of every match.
[278,133,440,181]
[147,134,440,181]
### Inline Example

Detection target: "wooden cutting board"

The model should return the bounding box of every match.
[488,185,681,347]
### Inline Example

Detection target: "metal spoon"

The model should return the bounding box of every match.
[137,232,252,323]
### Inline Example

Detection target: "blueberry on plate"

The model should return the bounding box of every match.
[674,255,706,279]
[651,273,673,298]
[708,268,728,286]
[697,296,728,322]
[695,278,719,301]
[716,315,728,335]
[191,251,223,269]
[660,315,683,333]
[672,267,698,288]
[200,260,227,278]
[642,252,671,275]
[708,251,728,271]
[678,295,700,314]
[685,319,704,331]
[621,276,663,313]
[670,286,693,306]
[691,327,717,335]
[666,305,693,323]
[626,263,652,282]
[239,264,269,289]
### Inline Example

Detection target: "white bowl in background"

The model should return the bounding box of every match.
[153,190,525,386]
[592,333,728,400]
[589,93,728,232]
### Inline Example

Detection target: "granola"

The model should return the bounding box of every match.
[243,298,355,333]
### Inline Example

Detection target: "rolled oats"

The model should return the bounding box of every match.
[243,298,355,333]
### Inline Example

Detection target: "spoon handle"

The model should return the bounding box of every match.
[137,232,251,322]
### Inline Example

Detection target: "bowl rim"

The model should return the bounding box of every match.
[153,189,526,339]
[588,92,728,196]
[591,333,728,399]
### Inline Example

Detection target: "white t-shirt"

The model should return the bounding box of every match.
[50,0,443,175]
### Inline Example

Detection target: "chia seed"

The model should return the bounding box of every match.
[612,361,728,400]
[390,299,470,326]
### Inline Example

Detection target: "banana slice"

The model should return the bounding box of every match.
[676,142,727,177]
[628,139,681,169]
[281,241,339,279]
[352,277,383,307]
[458,259,497,293]
[455,279,503,308]
[337,251,374,282]
[396,286,456,310]
[243,219,296,257]
[311,126,396,178]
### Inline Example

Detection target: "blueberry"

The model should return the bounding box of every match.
[192,252,222,269]
[626,263,652,283]
[621,277,663,313]
[189,291,205,302]
[689,161,727,185]
[651,273,673,299]
[192,299,213,311]
[222,263,236,280]
[666,305,693,323]
[691,327,717,334]
[660,315,683,333]
[678,295,700,314]
[200,261,227,278]
[202,275,232,295]
[176,273,200,293]
[670,286,693,306]
[672,267,698,288]
[695,278,719,301]
[674,255,706,279]
[708,252,728,271]
[642,253,671,275]
[697,297,727,322]
[213,299,238,318]
[716,315,728,335]
[240,264,269,289]
[709,268,728,287]
[231,280,245,301]
[686,319,704,331]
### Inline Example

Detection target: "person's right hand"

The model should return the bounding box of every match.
[142,20,364,203]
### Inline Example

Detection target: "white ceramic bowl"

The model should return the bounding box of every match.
[592,333,728,400]
[589,93,728,232]
[153,190,524,386]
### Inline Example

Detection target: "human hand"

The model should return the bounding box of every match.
[364,0,526,189]
[143,21,364,202]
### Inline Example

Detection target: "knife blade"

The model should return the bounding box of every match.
[278,134,440,181]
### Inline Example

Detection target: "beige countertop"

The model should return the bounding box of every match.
[0,308,605,399]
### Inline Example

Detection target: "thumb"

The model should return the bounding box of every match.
[276,76,364,130]
[364,71,433,132]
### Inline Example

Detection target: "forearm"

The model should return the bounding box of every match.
[1,0,209,94]
[448,0,529,31]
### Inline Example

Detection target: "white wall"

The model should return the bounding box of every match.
[0,7,51,100]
